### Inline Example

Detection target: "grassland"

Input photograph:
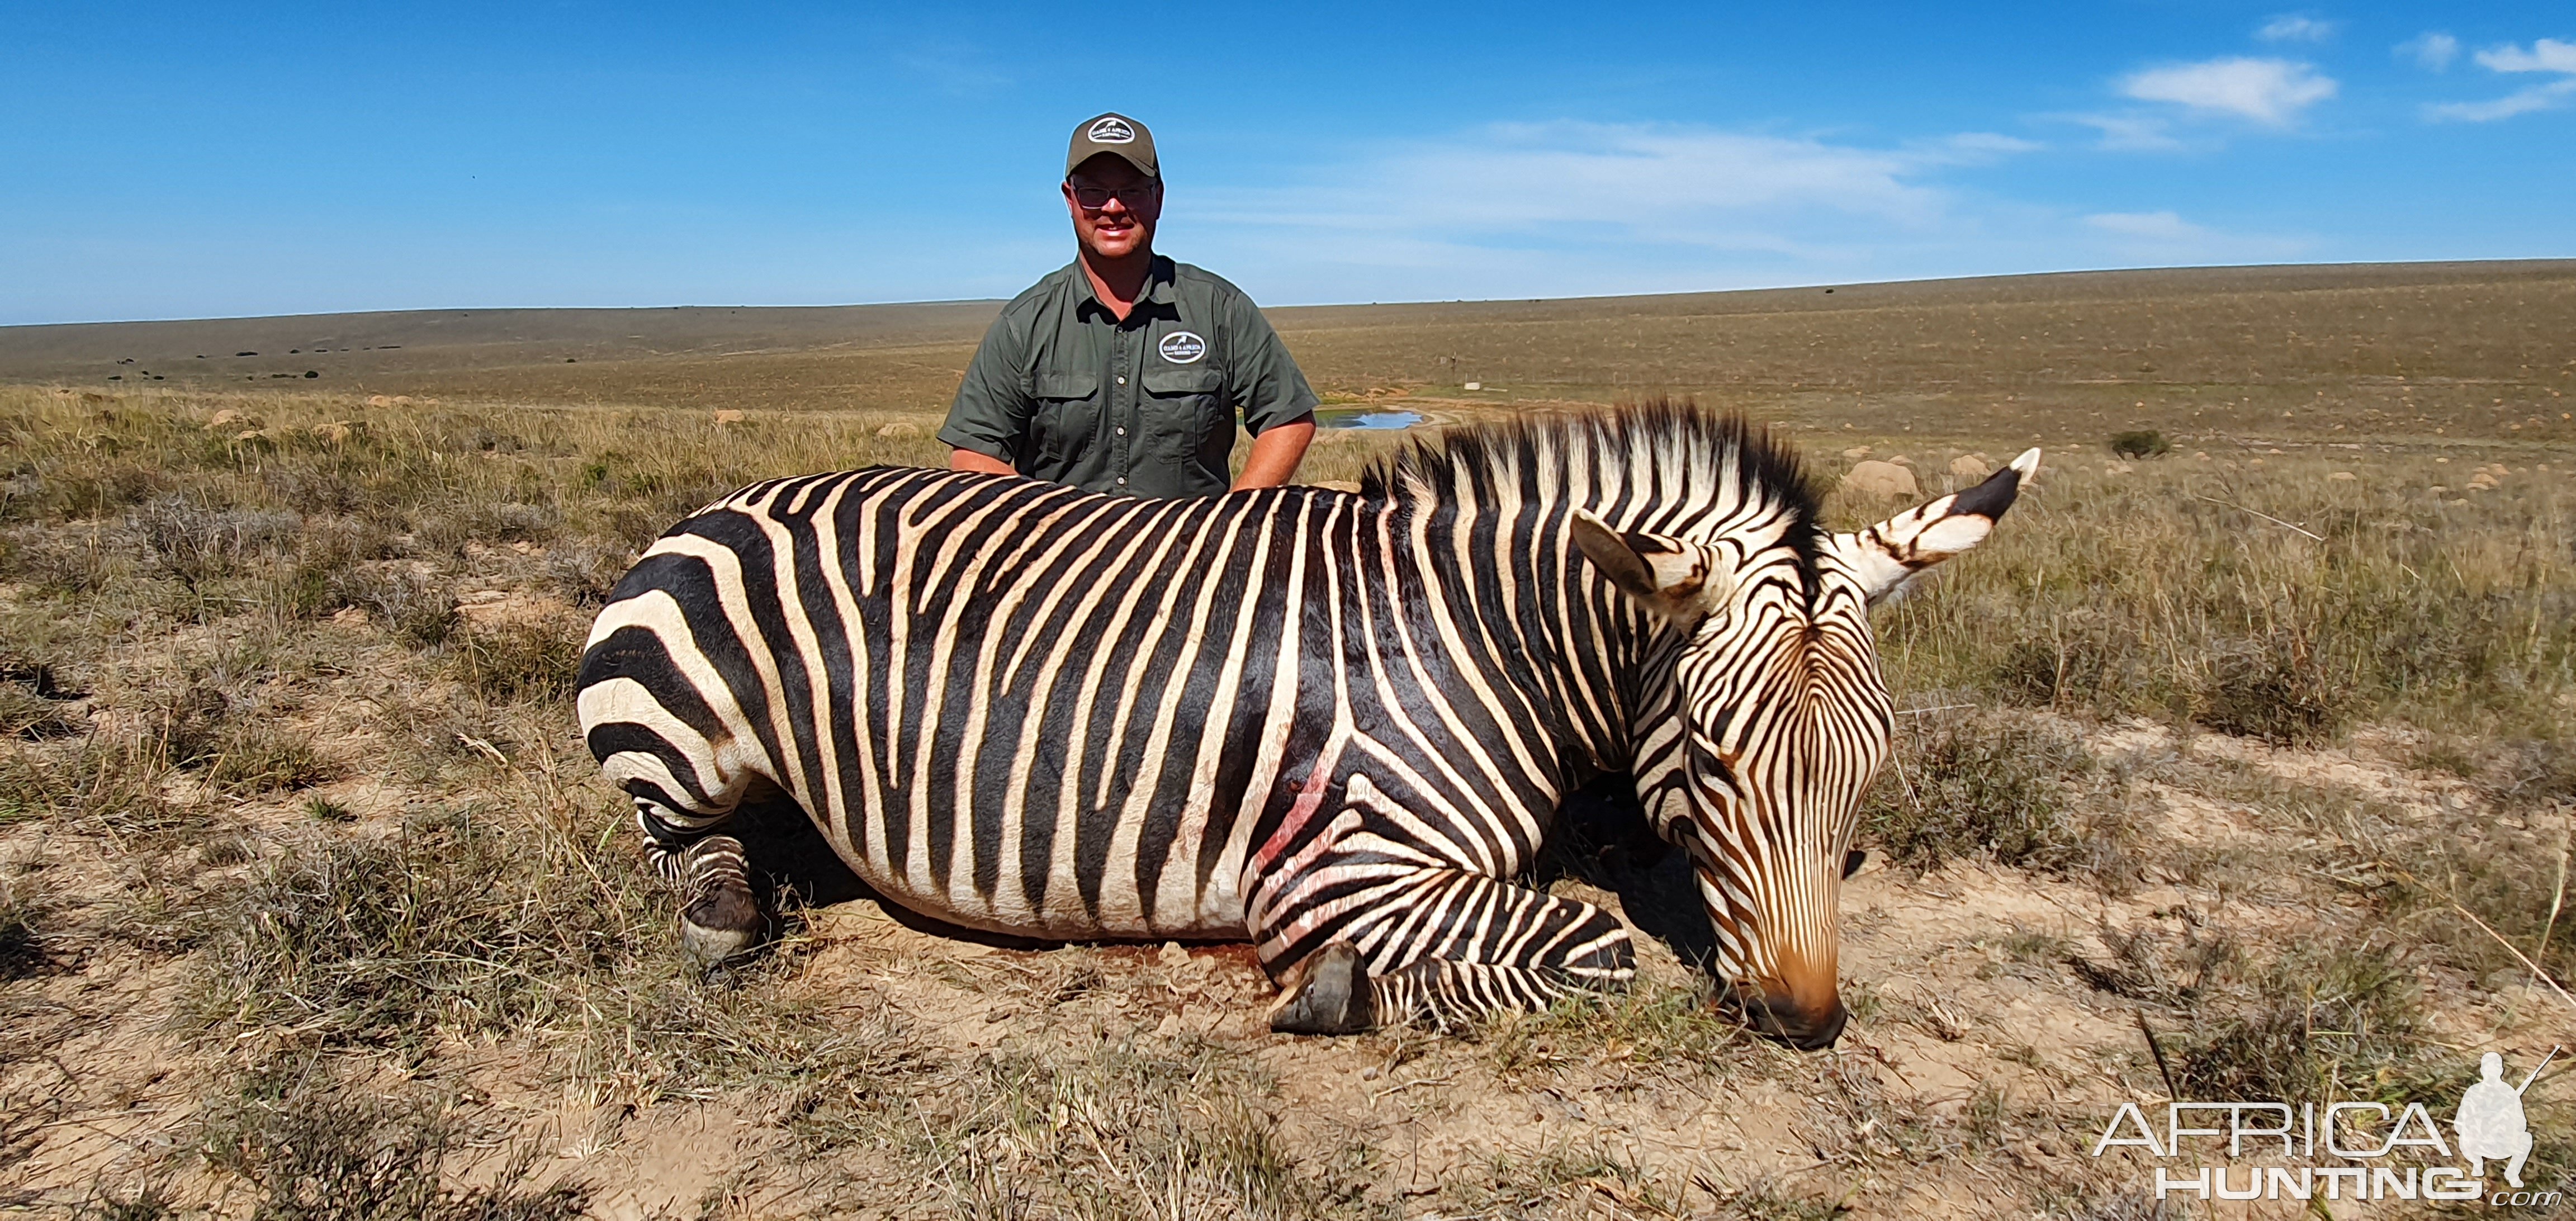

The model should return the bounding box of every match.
[3,261,2574,1218]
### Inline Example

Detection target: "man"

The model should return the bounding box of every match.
[2456,1050,2536,1189]
[940,112,1318,498]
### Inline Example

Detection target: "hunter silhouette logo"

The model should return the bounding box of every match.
[2459,1048,2553,1190]
[2091,1045,2563,1206]
[1159,330,1207,363]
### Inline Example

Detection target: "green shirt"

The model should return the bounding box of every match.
[939,255,1319,499]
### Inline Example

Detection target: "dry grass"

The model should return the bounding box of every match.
[195,1063,588,1221]
[4,263,2574,1219]
[1858,456,2576,740]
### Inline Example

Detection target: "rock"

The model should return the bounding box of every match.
[206,409,247,429]
[713,409,745,427]
[315,422,352,443]
[366,395,394,408]
[1948,455,1990,480]
[1841,461,1919,498]
[2329,471,2357,482]
[874,421,921,438]
[1841,446,1872,460]
[1462,381,1481,391]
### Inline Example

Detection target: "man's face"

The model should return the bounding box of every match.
[1064,154,1161,261]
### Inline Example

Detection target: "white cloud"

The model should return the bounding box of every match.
[2398,32,2460,70]
[2120,56,2338,125]
[1918,131,2046,159]
[2427,37,2576,122]
[2475,38,2576,74]
[1176,121,2316,304]
[2085,211,2209,241]
[1182,121,2066,301]
[2066,113,2184,151]
[2427,78,2576,122]
[2256,15,2336,44]
[1208,122,1998,241]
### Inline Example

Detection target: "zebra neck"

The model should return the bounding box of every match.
[1389,498,1654,781]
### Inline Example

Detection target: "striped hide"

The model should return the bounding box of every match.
[577,401,2037,1045]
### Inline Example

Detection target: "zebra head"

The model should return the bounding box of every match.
[1570,447,2039,1049]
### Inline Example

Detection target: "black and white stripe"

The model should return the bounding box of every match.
[577,402,2034,1042]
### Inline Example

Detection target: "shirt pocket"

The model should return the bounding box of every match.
[1030,369,1102,461]
[1141,366,1227,470]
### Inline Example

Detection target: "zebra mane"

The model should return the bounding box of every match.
[1357,397,1825,559]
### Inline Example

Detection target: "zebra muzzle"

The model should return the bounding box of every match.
[1715,980,1848,1051]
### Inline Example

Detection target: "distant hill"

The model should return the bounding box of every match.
[0,301,1008,387]
[6,262,2572,434]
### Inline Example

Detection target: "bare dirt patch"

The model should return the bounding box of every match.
[6,268,2575,1216]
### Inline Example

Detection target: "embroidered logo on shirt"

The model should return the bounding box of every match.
[1087,117,1137,144]
[1158,331,1208,364]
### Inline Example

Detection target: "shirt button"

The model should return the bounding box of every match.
[1116,427,1126,436]
[1116,477,1127,485]
[1116,375,1127,385]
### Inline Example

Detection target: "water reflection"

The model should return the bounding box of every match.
[1316,408,1424,430]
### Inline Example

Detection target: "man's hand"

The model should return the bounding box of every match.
[950,448,1017,477]
[1232,415,1317,491]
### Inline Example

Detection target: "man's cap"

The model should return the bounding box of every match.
[1066,112,1158,179]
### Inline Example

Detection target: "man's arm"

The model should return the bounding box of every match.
[1221,285,1322,489]
[1232,414,1315,490]
[951,448,1018,476]
[937,307,1035,475]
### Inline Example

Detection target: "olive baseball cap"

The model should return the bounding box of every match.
[1066,112,1158,179]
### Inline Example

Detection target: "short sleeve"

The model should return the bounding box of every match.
[1224,293,1319,436]
[939,311,1034,463]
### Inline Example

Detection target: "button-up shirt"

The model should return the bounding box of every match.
[938,255,1318,499]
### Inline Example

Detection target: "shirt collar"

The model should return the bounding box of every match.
[1072,254,1176,320]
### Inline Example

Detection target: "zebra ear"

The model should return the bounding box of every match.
[1839,448,2038,608]
[1570,509,1732,621]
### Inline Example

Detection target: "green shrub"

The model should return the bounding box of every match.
[184,810,647,1055]
[1861,712,2103,873]
[329,568,457,647]
[2194,629,2355,746]
[197,1066,586,1221]
[449,618,585,705]
[2108,430,2171,460]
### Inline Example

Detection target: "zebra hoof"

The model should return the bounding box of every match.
[680,887,763,968]
[1267,941,1375,1035]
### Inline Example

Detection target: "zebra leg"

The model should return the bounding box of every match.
[1262,865,1635,1034]
[1265,941,1375,1034]
[636,799,763,967]
[1357,869,1636,1031]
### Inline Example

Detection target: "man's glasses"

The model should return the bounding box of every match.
[1068,181,1159,209]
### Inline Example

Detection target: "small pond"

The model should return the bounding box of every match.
[1315,408,1426,430]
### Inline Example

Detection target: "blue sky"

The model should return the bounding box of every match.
[2,2,2570,324]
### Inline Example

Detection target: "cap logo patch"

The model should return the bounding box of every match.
[1158,331,1207,364]
[1087,117,1136,144]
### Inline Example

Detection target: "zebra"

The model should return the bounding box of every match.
[575,402,2035,1048]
